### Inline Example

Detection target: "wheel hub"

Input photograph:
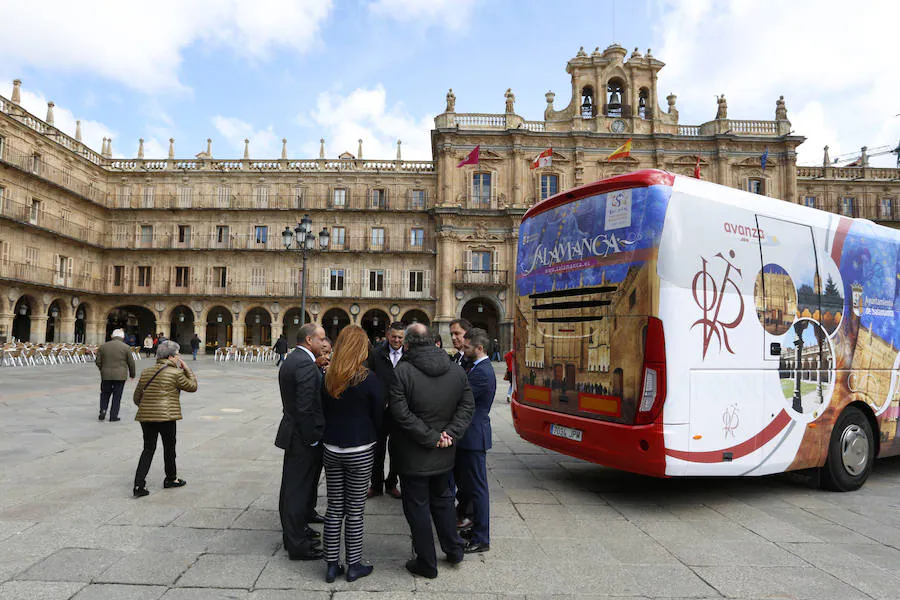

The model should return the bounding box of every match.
[840,424,869,476]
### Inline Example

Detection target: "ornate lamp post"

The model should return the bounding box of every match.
[282,214,329,331]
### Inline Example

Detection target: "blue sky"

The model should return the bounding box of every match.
[2,0,897,166]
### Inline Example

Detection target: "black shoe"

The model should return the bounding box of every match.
[405,558,437,579]
[346,562,373,582]
[133,486,149,498]
[459,527,474,540]
[289,548,323,560]
[446,552,464,565]
[98,411,106,421]
[109,417,121,422]
[163,478,187,488]
[306,511,325,524]
[464,541,490,554]
[304,526,321,539]
[325,562,344,583]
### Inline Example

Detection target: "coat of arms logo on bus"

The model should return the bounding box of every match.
[691,249,745,359]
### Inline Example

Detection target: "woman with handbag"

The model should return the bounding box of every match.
[320,325,383,583]
[132,340,198,497]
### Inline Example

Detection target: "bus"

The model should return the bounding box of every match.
[511,169,900,491]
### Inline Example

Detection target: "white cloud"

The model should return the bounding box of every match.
[304,85,434,160]
[653,0,900,166]
[0,0,333,93]
[367,0,478,30]
[212,116,282,159]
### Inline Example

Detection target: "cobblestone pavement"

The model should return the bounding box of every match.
[3,356,900,600]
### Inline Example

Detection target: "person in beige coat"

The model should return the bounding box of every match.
[95,328,136,422]
[132,340,198,497]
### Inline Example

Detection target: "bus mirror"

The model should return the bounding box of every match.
[770,342,781,356]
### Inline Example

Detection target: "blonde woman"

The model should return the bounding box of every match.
[321,325,383,583]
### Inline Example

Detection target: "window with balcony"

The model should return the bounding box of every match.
[371,227,385,249]
[0,240,9,265]
[213,266,227,288]
[255,225,268,244]
[369,269,385,292]
[31,152,41,174]
[142,187,155,208]
[410,189,426,209]
[332,188,346,208]
[178,186,193,208]
[841,197,855,217]
[216,225,229,244]
[25,246,39,265]
[0,135,5,159]
[117,186,132,208]
[471,250,492,271]
[216,186,230,208]
[803,196,816,208]
[140,225,153,245]
[331,226,345,248]
[880,198,894,219]
[540,174,559,200]
[748,178,764,195]
[177,225,191,244]
[113,266,124,286]
[472,173,491,207]
[371,188,387,209]
[255,186,269,207]
[410,228,424,248]
[330,268,345,291]
[60,209,71,222]
[57,255,70,279]
[29,199,40,224]
[251,267,266,291]
[409,270,424,293]
[175,266,189,288]
[137,266,152,287]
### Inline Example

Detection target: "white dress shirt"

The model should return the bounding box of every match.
[390,347,403,368]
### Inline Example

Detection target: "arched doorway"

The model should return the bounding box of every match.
[361,309,389,342]
[46,300,65,343]
[205,306,232,351]
[74,303,88,343]
[107,306,156,342]
[12,296,33,342]
[401,309,430,326]
[169,305,195,348]
[282,308,312,346]
[321,308,351,342]
[245,308,272,346]
[461,298,500,340]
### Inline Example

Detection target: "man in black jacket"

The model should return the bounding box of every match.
[275,323,327,560]
[389,323,474,579]
[367,322,405,498]
[273,334,288,366]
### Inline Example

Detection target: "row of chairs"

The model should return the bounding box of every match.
[214,345,276,363]
[1,343,99,367]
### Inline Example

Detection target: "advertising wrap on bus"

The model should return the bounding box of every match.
[512,169,900,490]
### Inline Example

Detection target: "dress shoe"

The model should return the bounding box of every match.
[304,526,321,539]
[133,486,149,498]
[445,552,464,565]
[289,548,323,560]
[163,478,187,488]
[306,511,325,524]
[109,417,121,422]
[464,541,490,553]
[458,528,473,540]
[325,561,344,583]
[98,411,106,421]
[386,486,402,499]
[346,562,374,582]
[405,558,437,579]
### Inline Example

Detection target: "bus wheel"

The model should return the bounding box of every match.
[820,406,874,492]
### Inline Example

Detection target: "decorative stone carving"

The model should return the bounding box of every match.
[445,88,456,112]
[716,94,728,120]
[775,95,787,120]
[504,88,515,114]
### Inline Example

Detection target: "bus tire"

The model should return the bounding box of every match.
[820,406,874,492]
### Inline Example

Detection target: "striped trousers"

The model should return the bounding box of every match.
[322,445,375,565]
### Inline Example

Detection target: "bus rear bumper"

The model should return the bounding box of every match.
[511,399,667,478]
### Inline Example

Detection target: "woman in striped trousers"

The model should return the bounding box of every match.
[321,325,384,583]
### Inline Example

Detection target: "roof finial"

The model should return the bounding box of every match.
[281,138,288,160]
[11,79,21,104]
[319,138,325,159]
[206,138,212,158]
[45,102,55,125]
[823,145,831,167]
[101,137,107,155]
[358,139,363,159]
[396,140,402,161]
[243,138,250,159]
[106,137,112,157]
[137,138,144,159]
[75,120,82,142]
[168,138,175,159]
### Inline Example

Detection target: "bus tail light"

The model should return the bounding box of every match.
[635,317,666,425]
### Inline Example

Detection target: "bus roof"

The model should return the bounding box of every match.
[523,169,675,220]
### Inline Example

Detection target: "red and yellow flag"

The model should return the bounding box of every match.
[530,147,552,170]
[606,139,632,161]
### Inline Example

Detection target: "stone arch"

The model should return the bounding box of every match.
[107,305,156,342]
[361,308,390,342]
[45,299,67,343]
[580,84,595,118]
[12,294,38,342]
[169,304,195,348]
[605,74,628,116]
[321,307,351,342]
[460,297,501,342]
[244,307,272,346]
[638,86,651,119]
[74,302,90,343]
[401,309,430,326]
[205,305,233,349]
[282,307,312,346]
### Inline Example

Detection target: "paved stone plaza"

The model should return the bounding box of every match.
[3,358,900,599]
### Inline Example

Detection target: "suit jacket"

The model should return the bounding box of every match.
[275,347,324,451]
[458,358,496,451]
[368,341,400,407]
[450,350,473,372]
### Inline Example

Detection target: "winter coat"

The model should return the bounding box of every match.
[95,339,136,381]
[274,337,288,354]
[133,358,198,422]
[388,344,474,476]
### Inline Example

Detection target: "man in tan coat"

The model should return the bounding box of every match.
[95,328,136,421]
[132,340,198,497]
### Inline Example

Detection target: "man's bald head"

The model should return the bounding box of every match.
[404,323,433,348]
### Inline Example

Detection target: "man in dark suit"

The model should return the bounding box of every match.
[455,327,496,553]
[275,323,327,560]
[367,322,405,498]
[448,318,473,370]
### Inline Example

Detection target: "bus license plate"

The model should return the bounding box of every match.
[550,424,582,442]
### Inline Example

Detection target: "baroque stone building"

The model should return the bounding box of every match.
[1,44,898,352]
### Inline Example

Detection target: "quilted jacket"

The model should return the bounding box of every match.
[133,358,198,422]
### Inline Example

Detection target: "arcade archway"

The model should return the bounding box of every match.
[45,300,65,342]
[107,306,156,341]
[282,308,312,346]
[245,307,272,346]
[461,298,500,340]
[74,303,89,343]
[361,309,389,342]
[12,296,34,342]
[321,308,351,342]
[205,306,232,351]
[169,305,195,347]
[401,309,430,326]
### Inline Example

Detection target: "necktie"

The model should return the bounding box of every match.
[391,350,400,367]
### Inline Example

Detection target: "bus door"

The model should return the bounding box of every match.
[755,216,821,365]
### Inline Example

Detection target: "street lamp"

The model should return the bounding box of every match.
[283,214,329,331]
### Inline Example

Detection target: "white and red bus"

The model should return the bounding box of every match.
[512,169,900,490]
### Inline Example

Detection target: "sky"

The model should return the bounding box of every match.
[1,0,898,167]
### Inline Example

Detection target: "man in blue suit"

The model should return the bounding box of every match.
[455,327,496,553]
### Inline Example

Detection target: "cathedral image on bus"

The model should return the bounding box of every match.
[1,43,897,354]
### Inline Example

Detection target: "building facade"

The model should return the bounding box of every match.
[2,44,898,352]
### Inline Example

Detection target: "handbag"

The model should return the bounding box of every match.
[504,369,511,381]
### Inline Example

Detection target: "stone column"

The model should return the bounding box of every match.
[435,232,457,323]
[155,321,170,338]
[0,311,12,343]
[30,315,48,343]
[85,320,106,345]
[59,316,75,343]
[193,320,205,354]
[232,322,246,347]
[271,321,284,343]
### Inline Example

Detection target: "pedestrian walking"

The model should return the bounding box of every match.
[95,328,136,422]
[132,340,197,497]
[389,323,474,579]
[320,325,383,583]
[504,349,514,403]
[490,338,501,362]
[143,334,154,357]
[274,334,288,366]
[190,333,201,360]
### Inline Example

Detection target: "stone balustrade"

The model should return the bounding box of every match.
[728,120,779,135]
[678,125,700,136]
[797,166,900,181]
[0,94,104,164]
[453,114,508,128]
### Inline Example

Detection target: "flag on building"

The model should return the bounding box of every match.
[530,147,552,170]
[456,145,480,168]
[693,155,701,178]
[761,147,769,171]
[606,139,632,161]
